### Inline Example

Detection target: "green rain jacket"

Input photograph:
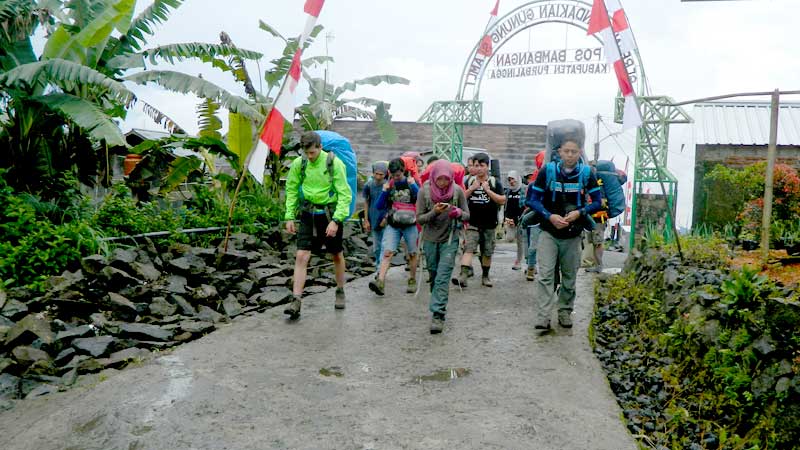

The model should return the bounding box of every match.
[284,150,352,222]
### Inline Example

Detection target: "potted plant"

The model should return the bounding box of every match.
[739,230,758,251]
[783,220,800,256]
[722,223,738,250]
[771,221,787,250]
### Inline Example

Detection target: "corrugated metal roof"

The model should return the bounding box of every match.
[126,128,171,141]
[693,101,800,146]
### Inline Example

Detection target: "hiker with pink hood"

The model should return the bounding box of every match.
[416,160,470,334]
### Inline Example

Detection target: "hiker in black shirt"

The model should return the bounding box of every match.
[453,152,506,288]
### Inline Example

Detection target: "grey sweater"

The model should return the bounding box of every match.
[416,182,470,243]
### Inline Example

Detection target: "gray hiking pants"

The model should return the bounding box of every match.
[423,236,460,319]
[533,231,581,323]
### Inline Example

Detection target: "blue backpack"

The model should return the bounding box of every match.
[311,130,358,218]
[543,161,592,209]
[595,160,626,218]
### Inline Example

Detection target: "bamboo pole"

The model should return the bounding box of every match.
[761,90,780,266]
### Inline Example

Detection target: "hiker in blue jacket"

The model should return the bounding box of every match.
[362,161,390,270]
[369,158,420,296]
[528,139,602,330]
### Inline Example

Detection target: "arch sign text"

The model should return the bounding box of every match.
[457,0,642,100]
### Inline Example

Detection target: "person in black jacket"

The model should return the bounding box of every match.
[528,140,602,330]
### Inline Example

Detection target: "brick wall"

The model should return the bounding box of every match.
[329,120,547,179]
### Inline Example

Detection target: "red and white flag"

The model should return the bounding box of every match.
[477,0,500,57]
[587,0,641,130]
[605,0,636,54]
[247,0,326,184]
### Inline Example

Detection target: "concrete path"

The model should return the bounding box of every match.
[0,244,635,450]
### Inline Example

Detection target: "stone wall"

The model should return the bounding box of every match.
[329,120,547,179]
[633,194,675,248]
[692,144,800,226]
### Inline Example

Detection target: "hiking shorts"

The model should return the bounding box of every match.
[296,211,344,254]
[464,226,496,256]
[382,224,419,255]
[589,221,606,245]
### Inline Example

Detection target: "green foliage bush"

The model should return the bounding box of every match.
[2,171,284,290]
[92,184,185,236]
[700,162,765,228]
[594,250,800,449]
[0,172,103,291]
[642,223,732,270]
[700,162,800,240]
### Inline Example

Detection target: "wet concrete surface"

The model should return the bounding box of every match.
[0,244,635,450]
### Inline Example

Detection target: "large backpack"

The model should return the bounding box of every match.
[595,160,626,219]
[543,162,592,208]
[302,130,357,218]
[545,119,587,163]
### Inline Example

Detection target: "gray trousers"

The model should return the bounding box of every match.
[423,236,460,319]
[533,231,581,323]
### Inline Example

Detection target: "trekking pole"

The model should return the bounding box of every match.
[415,225,424,298]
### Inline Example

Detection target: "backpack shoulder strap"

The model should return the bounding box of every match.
[325,151,336,197]
[489,176,496,189]
[298,156,310,202]
[545,162,557,202]
[577,164,591,208]
[546,163,558,188]
[580,164,591,188]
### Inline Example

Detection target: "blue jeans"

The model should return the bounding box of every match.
[526,225,542,268]
[371,229,385,269]
[382,225,419,255]
[423,236,460,319]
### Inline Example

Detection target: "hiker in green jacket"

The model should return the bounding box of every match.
[283,131,352,319]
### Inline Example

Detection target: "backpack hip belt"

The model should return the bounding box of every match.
[296,152,337,229]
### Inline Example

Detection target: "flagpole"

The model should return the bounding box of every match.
[598,0,683,260]
[222,42,299,253]
[616,0,650,95]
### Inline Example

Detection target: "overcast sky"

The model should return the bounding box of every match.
[120,0,799,226]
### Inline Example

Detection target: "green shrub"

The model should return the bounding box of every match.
[595,253,800,449]
[2,172,284,290]
[1,220,103,291]
[700,162,800,237]
[1,172,105,290]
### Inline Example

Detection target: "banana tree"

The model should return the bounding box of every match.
[297,74,409,144]
[0,0,262,196]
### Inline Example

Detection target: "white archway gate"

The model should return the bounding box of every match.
[418,0,690,247]
[456,0,643,101]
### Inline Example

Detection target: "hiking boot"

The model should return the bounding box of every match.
[430,317,444,334]
[526,267,536,281]
[481,275,493,287]
[534,318,550,330]
[558,310,573,328]
[406,278,417,294]
[283,297,301,319]
[512,261,521,271]
[466,265,475,278]
[451,266,469,288]
[334,287,346,310]
[368,278,385,296]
